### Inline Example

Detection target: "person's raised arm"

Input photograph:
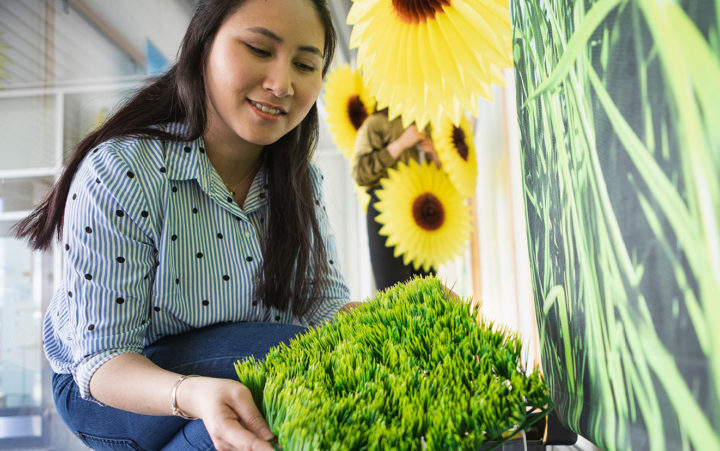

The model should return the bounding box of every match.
[352,116,425,187]
[386,125,425,159]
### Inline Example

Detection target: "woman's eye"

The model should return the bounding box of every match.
[246,44,270,56]
[295,62,316,72]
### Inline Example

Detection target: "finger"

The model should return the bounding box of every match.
[229,389,275,441]
[213,421,274,451]
[421,145,436,155]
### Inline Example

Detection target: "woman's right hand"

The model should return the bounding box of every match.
[178,376,275,451]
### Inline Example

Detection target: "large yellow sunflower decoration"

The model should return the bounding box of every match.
[434,115,477,199]
[323,64,376,159]
[347,0,512,130]
[375,160,471,271]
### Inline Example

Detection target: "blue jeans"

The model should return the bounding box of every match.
[52,322,306,450]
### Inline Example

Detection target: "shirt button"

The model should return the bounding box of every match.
[244,231,251,238]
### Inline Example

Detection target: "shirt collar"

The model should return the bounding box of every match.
[243,169,270,213]
[162,122,205,182]
[161,122,269,215]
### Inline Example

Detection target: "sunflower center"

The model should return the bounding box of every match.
[347,95,369,130]
[392,0,450,24]
[452,126,469,161]
[412,192,445,231]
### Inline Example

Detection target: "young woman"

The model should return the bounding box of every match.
[14,0,358,449]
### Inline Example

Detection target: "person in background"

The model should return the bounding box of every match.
[352,110,439,291]
[14,0,360,449]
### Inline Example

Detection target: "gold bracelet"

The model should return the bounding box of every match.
[171,374,200,420]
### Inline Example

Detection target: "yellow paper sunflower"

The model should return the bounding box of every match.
[434,115,477,199]
[375,159,471,272]
[323,64,376,159]
[347,0,512,130]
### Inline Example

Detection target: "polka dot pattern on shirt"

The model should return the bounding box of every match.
[41,124,349,404]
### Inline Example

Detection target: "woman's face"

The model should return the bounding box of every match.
[204,0,325,149]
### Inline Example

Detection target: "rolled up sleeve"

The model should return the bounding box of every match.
[351,115,397,188]
[63,144,158,401]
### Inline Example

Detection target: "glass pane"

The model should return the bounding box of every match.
[0,96,57,170]
[0,177,54,213]
[0,233,43,410]
[63,88,137,161]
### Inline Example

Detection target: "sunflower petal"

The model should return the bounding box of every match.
[348,0,512,129]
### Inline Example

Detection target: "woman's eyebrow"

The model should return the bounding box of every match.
[247,26,323,57]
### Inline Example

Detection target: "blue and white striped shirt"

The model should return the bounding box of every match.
[42,122,350,401]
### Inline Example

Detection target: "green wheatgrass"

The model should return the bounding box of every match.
[235,276,550,450]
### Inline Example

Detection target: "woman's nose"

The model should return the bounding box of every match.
[263,61,294,97]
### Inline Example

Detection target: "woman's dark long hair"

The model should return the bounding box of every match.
[14,0,337,319]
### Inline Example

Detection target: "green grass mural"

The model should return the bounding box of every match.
[511,0,719,449]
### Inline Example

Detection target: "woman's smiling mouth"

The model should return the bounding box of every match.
[249,99,286,116]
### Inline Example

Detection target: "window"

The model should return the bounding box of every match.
[0,1,192,447]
